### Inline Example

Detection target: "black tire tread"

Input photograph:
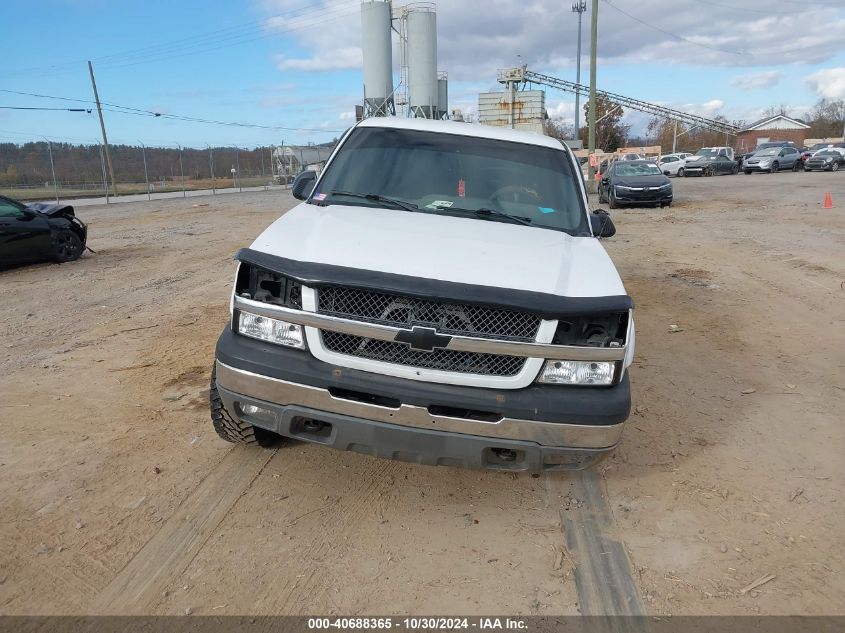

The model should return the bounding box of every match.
[52,229,83,263]
[209,366,283,447]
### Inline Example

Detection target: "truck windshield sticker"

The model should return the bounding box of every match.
[458,178,465,197]
[427,200,453,209]
[538,207,555,214]
[312,192,327,201]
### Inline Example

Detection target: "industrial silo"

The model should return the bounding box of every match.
[406,3,437,118]
[361,0,394,117]
[437,71,448,119]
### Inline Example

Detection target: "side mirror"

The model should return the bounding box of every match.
[590,210,616,238]
[601,177,609,185]
[292,170,317,201]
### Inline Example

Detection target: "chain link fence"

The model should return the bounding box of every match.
[0,141,337,204]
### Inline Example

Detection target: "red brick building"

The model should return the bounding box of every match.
[735,115,811,153]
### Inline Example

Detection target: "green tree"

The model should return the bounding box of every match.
[580,96,630,152]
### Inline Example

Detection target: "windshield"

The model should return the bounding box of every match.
[815,150,840,157]
[312,127,589,235]
[694,149,720,158]
[614,163,661,176]
[755,149,778,157]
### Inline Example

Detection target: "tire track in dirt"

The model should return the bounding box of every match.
[89,445,273,614]
[261,454,402,614]
[544,471,645,619]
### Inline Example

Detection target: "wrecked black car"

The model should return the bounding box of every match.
[0,195,88,267]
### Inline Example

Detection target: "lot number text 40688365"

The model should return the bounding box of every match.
[307,617,528,630]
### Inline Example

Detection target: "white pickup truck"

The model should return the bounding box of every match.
[210,117,635,472]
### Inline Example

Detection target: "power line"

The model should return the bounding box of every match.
[0,1,331,75]
[0,2,359,77]
[100,107,345,133]
[0,89,344,133]
[602,0,743,56]
[0,106,92,112]
[0,89,93,105]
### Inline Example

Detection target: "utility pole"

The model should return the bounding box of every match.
[207,144,215,195]
[587,0,598,190]
[42,137,59,204]
[673,120,678,154]
[88,61,117,197]
[139,141,150,200]
[572,1,587,139]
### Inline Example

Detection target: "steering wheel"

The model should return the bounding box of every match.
[490,185,541,205]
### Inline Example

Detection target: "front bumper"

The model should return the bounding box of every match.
[743,163,773,172]
[804,161,833,170]
[215,328,631,472]
[613,191,673,204]
[683,164,709,176]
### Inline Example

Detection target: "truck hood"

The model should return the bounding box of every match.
[250,203,626,298]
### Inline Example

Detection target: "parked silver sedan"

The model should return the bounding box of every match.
[743,146,802,174]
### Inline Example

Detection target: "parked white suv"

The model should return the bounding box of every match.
[210,117,635,472]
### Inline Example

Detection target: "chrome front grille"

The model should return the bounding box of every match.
[315,287,538,377]
[320,331,526,377]
[317,286,541,341]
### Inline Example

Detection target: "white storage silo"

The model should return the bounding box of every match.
[437,71,448,119]
[361,1,394,116]
[406,4,438,118]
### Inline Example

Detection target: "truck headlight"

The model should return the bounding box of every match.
[238,312,306,349]
[537,360,614,386]
[759,160,770,167]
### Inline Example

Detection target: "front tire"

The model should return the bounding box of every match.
[744,170,752,175]
[209,365,284,447]
[832,162,840,172]
[52,229,83,262]
[677,167,685,177]
[608,190,619,209]
[770,162,779,173]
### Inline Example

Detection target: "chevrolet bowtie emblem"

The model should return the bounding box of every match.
[394,326,452,352]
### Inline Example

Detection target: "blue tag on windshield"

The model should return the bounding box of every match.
[538,207,555,214]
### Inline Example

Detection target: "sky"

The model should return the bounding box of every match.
[2,0,845,149]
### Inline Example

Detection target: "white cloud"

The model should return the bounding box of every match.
[806,67,845,99]
[701,99,725,114]
[253,0,845,133]
[258,0,845,84]
[545,100,575,121]
[339,111,356,120]
[731,71,782,90]
[275,47,361,72]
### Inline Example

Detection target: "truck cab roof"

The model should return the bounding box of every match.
[355,116,566,151]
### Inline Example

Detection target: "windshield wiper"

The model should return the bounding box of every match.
[323,191,420,213]
[443,205,533,227]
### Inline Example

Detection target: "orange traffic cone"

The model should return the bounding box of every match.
[824,192,833,209]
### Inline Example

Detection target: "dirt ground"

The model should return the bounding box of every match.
[1,171,843,616]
